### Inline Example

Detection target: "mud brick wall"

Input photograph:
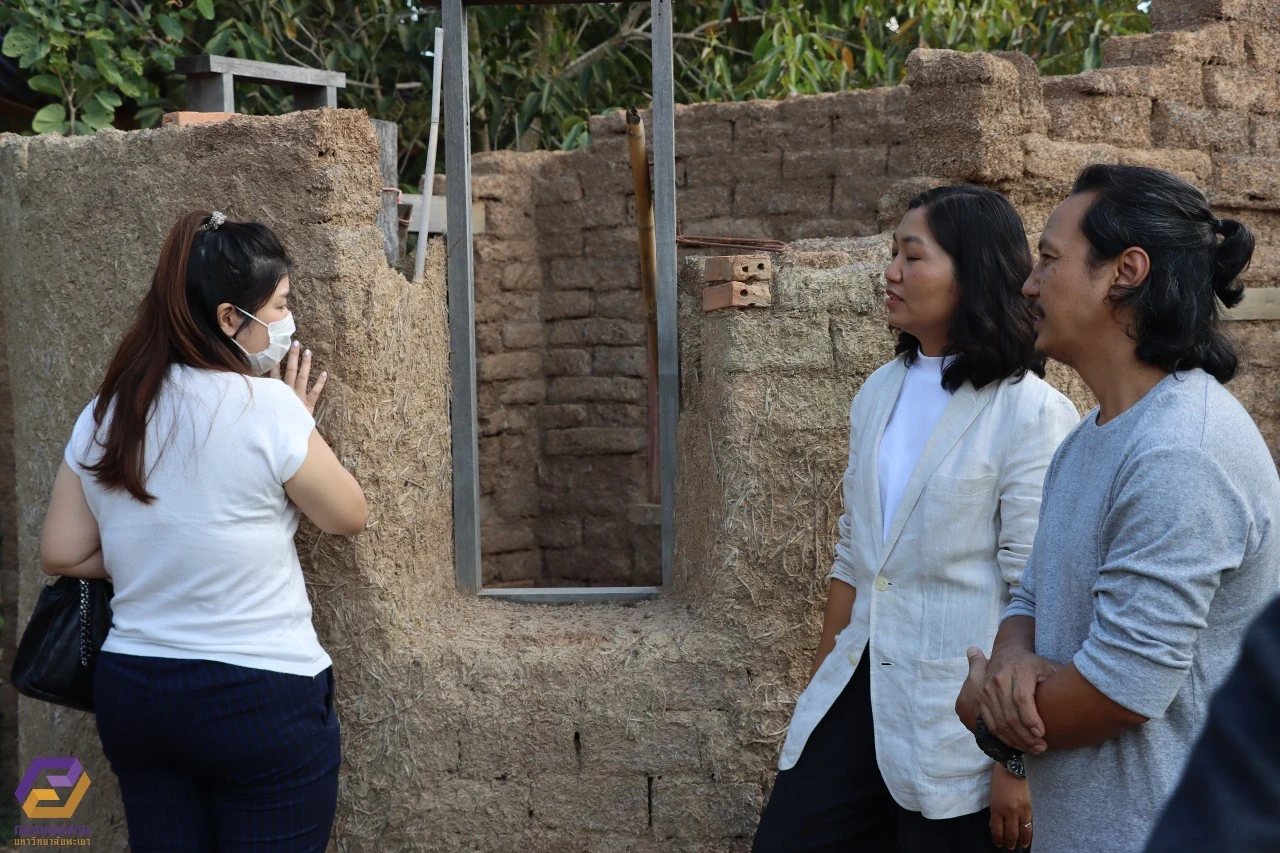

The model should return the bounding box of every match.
[472,86,911,587]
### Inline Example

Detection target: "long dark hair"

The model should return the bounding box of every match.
[85,211,293,503]
[1071,164,1252,383]
[895,186,1044,392]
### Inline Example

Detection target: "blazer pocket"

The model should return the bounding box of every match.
[928,472,996,498]
[913,657,992,781]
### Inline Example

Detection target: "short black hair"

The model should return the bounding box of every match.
[1071,164,1253,383]
[896,185,1044,392]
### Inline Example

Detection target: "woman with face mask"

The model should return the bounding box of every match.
[37,211,366,851]
[752,187,1080,853]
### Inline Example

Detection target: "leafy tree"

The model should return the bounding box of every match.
[1,1,1149,181]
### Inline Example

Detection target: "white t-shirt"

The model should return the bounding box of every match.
[65,364,331,676]
[877,352,953,543]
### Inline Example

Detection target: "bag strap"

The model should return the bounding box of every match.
[78,580,92,668]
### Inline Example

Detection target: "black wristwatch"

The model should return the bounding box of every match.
[975,715,1026,778]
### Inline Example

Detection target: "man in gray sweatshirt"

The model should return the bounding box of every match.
[955,164,1280,853]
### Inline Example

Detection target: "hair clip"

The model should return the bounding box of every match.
[200,211,226,233]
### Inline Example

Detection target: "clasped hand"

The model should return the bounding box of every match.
[956,645,1060,755]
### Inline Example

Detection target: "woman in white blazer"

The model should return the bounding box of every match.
[753,186,1080,853]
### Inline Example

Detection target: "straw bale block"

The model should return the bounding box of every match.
[1116,147,1214,185]
[480,521,537,555]
[548,376,647,403]
[1152,0,1280,31]
[543,544,632,582]
[1152,102,1252,152]
[582,519,628,551]
[477,406,531,438]
[731,102,785,154]
[1044,88,1153,146]
[475,292,538,324]
[783,146,888,181]
[774,95,834,149]
[543,290,593,320]
[419,778,534,838]
[716,374,858,434]
[458,708,580,775]
[534,171,584,204]
[537,225,585,259]
[833,174,899,223]
[545,348,592,376]
[1204,66,1280,113]
[673,183,731,222]
[545,428,647,456]
[1210,154,1280,209]
[733,179,832,217]
[702,311,834,374]
[906,77,1024,181]
[1241,27,1280,72]
[501,322,543,350]
[594,346,648,377]
[596,290,646,320]
[548,318,646,347]
[531,776,648,833]
[497,378,548,405]
[831,320,902,381]
[576,719,701,774]
[537,404,588,430]
[582,225,638,259]
[992,50,1051,134]
[674,117,734,159]
[477,351,542,382]
[540,454,645,492]
[535,516,583,548]
[475,322,502,353]
[830,86,909,147]
[588,108,629,137]
[1102,64,1206,108]
[1250,114,1280,153]
[584,403,647,428]
[1102,24,1244,68]
[906,48,1021,88]
[500,261,542,292]
[1022,136,1120,188]
[484,548,542,582]
[772,263,883,314]
[650,778,762,840]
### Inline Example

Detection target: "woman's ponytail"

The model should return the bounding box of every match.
[1211,218,1253,310]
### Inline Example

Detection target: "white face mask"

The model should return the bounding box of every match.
[233,307,295,374]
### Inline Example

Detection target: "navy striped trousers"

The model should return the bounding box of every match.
[93,652,341,852]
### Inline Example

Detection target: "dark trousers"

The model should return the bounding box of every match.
[93,652,341,852]
[754,655,1004,853]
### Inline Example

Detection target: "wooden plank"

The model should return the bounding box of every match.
[423,0,611,5]
[479,587,661,605]
[1225,288,1280,321]
[400,194,486,234]
[651,0,678,591]
[176,55,346,88]
[443,0,483,594]
[371,119,400,265]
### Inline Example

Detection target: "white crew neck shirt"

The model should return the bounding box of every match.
[65,364,331,676]
[877,352,954,542]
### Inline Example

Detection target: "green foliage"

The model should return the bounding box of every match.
[0,0,204,134]
[2,0,1149,179]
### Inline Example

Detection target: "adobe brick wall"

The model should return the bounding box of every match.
[473,86,911,587]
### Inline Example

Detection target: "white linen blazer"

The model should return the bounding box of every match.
[778,354,1080,820]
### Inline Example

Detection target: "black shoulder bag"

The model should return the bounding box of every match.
[11,577,114,712]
